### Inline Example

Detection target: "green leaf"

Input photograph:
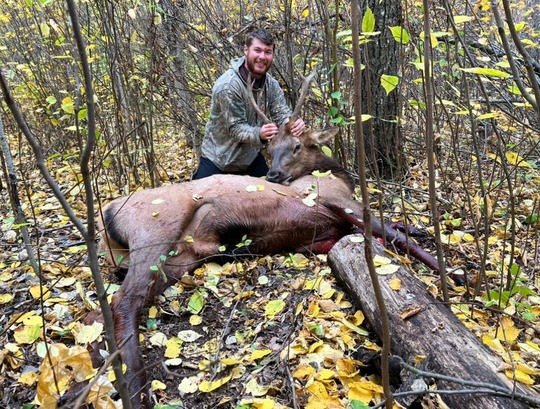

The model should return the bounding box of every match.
[388,26,409,44]
[188,290,205,314]
[312,170,332,178]
[77,108,87,120]
[381,74,399,94]
[328,106,339,116]
[351,400,370,409]
[336,29,352,39]
[362,7,375,33]
[61,96,75,114]
[264,299,286,319]
[460,67,510,78]
[521,312,536,321]
[321,146,333,157]
[453,15,473,24]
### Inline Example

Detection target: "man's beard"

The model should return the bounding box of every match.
[246,56,271,77]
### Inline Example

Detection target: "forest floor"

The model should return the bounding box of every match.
[1,138,540,409]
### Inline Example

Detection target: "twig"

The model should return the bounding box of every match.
[370,388,520,409]
[377,356,540,408]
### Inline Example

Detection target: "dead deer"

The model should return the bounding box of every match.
[96,71,438,408]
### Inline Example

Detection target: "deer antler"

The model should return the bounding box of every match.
[291,68,317,121]
[247,73,271,124]
[247,68,317,125]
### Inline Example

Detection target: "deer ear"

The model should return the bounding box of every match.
[310,127,339,144]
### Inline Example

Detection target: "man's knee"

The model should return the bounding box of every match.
[193,157,222,180]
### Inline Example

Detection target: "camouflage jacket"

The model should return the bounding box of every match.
[200,56,292,172]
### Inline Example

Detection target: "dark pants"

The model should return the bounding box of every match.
[192,153,269,180]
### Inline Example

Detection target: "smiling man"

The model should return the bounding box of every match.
[193,28,305,179]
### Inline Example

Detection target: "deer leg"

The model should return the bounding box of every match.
[111,242,182,409]
[325,203,440,272]
[110,236,213,408]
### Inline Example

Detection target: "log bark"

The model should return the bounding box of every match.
[328,236,539,409]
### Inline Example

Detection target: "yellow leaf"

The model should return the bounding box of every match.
[520,341,540,353]
[506,369,534,385]
[308,340,324,353]
[14,324,41,344]
[74,322,103,345]
[454,15,473,24]
[302,192,318,207]
[250,349,272,361]
[307,299,321,317]
[340,319,369,336]
[245,377,270,397]
[373,255,392,266]
[482,334,505,352]
[151,379,167,390]
[221,358,242,366]
[506,151,533,168]
[305,396,342,409]
[149,306,158,319]
[242,398,276,409]
[0,293,13,304]
[199,373,232,392]
[316,368,336,381]
[29,285,50,300]
[389,278,402,290]
[376,264,400,275]
[351,310,365,326]
[349,235,364,243]
[178,376,199,394]
[164,337,182,358]
[497,316,521,344]
[439,233,462,244]
[189,314,202,326]
[178,329,203,342]
[293,364,316,380]
[286,253,309,268]
[149,332,168,347]
[306,380,328,398]
[348,380,384,402]
[19,370,38,386]
[264,299,286,320]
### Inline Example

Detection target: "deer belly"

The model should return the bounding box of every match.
[206,197,350,255]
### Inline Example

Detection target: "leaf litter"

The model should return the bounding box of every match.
[2,139,540,408]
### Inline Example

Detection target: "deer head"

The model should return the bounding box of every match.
[248,69,341,185]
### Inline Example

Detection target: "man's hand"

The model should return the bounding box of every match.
[290,117,305,136]
[260,123,279,142]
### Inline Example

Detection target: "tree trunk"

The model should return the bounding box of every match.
[361,0,404,180]
[328,237,539,409]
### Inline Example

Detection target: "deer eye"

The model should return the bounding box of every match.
[293,143,301,155]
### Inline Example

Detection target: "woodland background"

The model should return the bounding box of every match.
[0,0,540,408]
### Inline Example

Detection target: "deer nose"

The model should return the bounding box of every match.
[266,170,281,183]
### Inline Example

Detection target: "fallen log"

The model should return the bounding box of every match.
[328,236,540,409]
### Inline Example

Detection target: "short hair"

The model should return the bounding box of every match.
[245,29,275,49]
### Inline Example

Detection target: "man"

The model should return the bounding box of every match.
[192,28,305,179]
